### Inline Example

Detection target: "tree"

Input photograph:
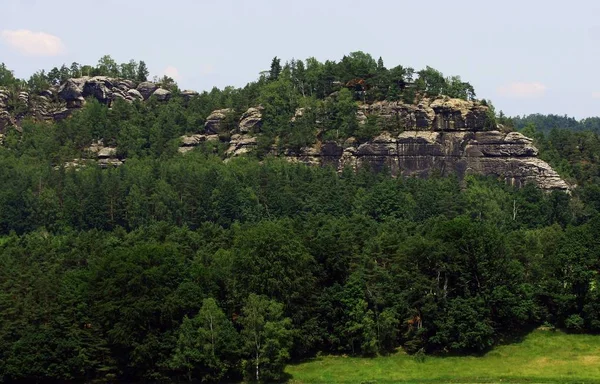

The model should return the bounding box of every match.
[170,298,239,382]
[269,57,282,81]
[96,55,119,77]
[70,62,81,78]
[0,63,18,87]
[137,61,149,82]
[27,70,50,94]
[415,66,447,97]
[239,294,292,383]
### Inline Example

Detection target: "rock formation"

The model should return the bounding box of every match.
[0,76,173,135]
[0,75,569,191]
[181,100,569,191]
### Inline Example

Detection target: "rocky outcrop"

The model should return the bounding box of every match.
[288,130,568,191]
[181,90,199,101]
[178,100,568,191]
[238,107,263,133]
[226,134,257,157]
[358,98,490,132]
[153,88,172,101]
[178,134,219,153]
[204,108,233,134]
[86,141,123,168]
[0,77,182,133]
[136,81,159,100]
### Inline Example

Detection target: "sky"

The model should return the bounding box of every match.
[1,0,600,118]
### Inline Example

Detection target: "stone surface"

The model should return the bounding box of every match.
[178,134,220,153]
[58,77,89,101]
[152,88,171,101]
[287,130,569,191]
[136,81,159,100]
[238,107,263,133]
[205,108,233,134]
[226,134,257,157]
[127,88,144,101]
[82,77,113,103]
[181,90,199,100]
[358,97,490,132]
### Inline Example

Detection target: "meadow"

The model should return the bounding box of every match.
[286,329,600,383]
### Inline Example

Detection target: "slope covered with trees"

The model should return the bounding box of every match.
[0,53,599,383]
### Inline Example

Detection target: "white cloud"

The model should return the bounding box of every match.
[592,92,600,99]
[0,29,65,56]
[497,82,547,98]
[163,66,181,80]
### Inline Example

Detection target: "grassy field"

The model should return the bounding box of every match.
[286,329,600,383]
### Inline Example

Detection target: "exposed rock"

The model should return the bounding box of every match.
[178,134,219,153]
[18,91,29,105]
[97,147,117,159]
[82,77,114,104]
[288,130,569,192]
[98,158,124,168]
[226,134,257,157]
[152,88,171,101]
[0,111,15,132]
[58,77,89,102]
[136,81,158,100]
[116,80,136,91]
[0,88,10,109]
[39,89,54,99]
[53,109,73,121]
[359,97,490,132]
[127,88,144,101]
[238,107,262,133]
[205,108,233,134]
[181,90,199,100]
[291,108,305,122]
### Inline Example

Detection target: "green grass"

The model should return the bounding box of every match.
[286,329,600,383]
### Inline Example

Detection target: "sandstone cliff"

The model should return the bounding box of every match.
[182,99,569,192]
[0,78,569,191]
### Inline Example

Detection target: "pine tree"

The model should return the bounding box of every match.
[136,61,149,82]
[269,57,282,81]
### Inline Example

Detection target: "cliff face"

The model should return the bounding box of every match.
[185,98,569,191]
[0,77,569,191]
[287,130,568,191]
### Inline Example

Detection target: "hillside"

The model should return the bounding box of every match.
[0,54,569,192]
[0,54,599,383]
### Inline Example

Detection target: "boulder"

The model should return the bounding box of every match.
[205,108,233,134]
[82,77,113,104]
[58,77,89,102]
[152,88,171,101]
[238,107,262,133]
[0,89,8,109]
[0,111,13,132]
[116,80,135,91]
[18,91,29,105]
[226,134,257,157]
[136,81,159,100]
[97,147,117,159]
[178,134,219,153]
[181,90,199,100]
[127,89,144,101]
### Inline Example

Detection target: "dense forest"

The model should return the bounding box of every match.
[1,53,600,383]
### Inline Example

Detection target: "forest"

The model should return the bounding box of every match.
[1,53,600,383]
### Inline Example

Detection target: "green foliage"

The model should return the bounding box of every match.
[2,52,600,383]
[239,294,293,382]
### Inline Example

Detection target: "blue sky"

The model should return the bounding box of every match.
[2,0,600,118]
